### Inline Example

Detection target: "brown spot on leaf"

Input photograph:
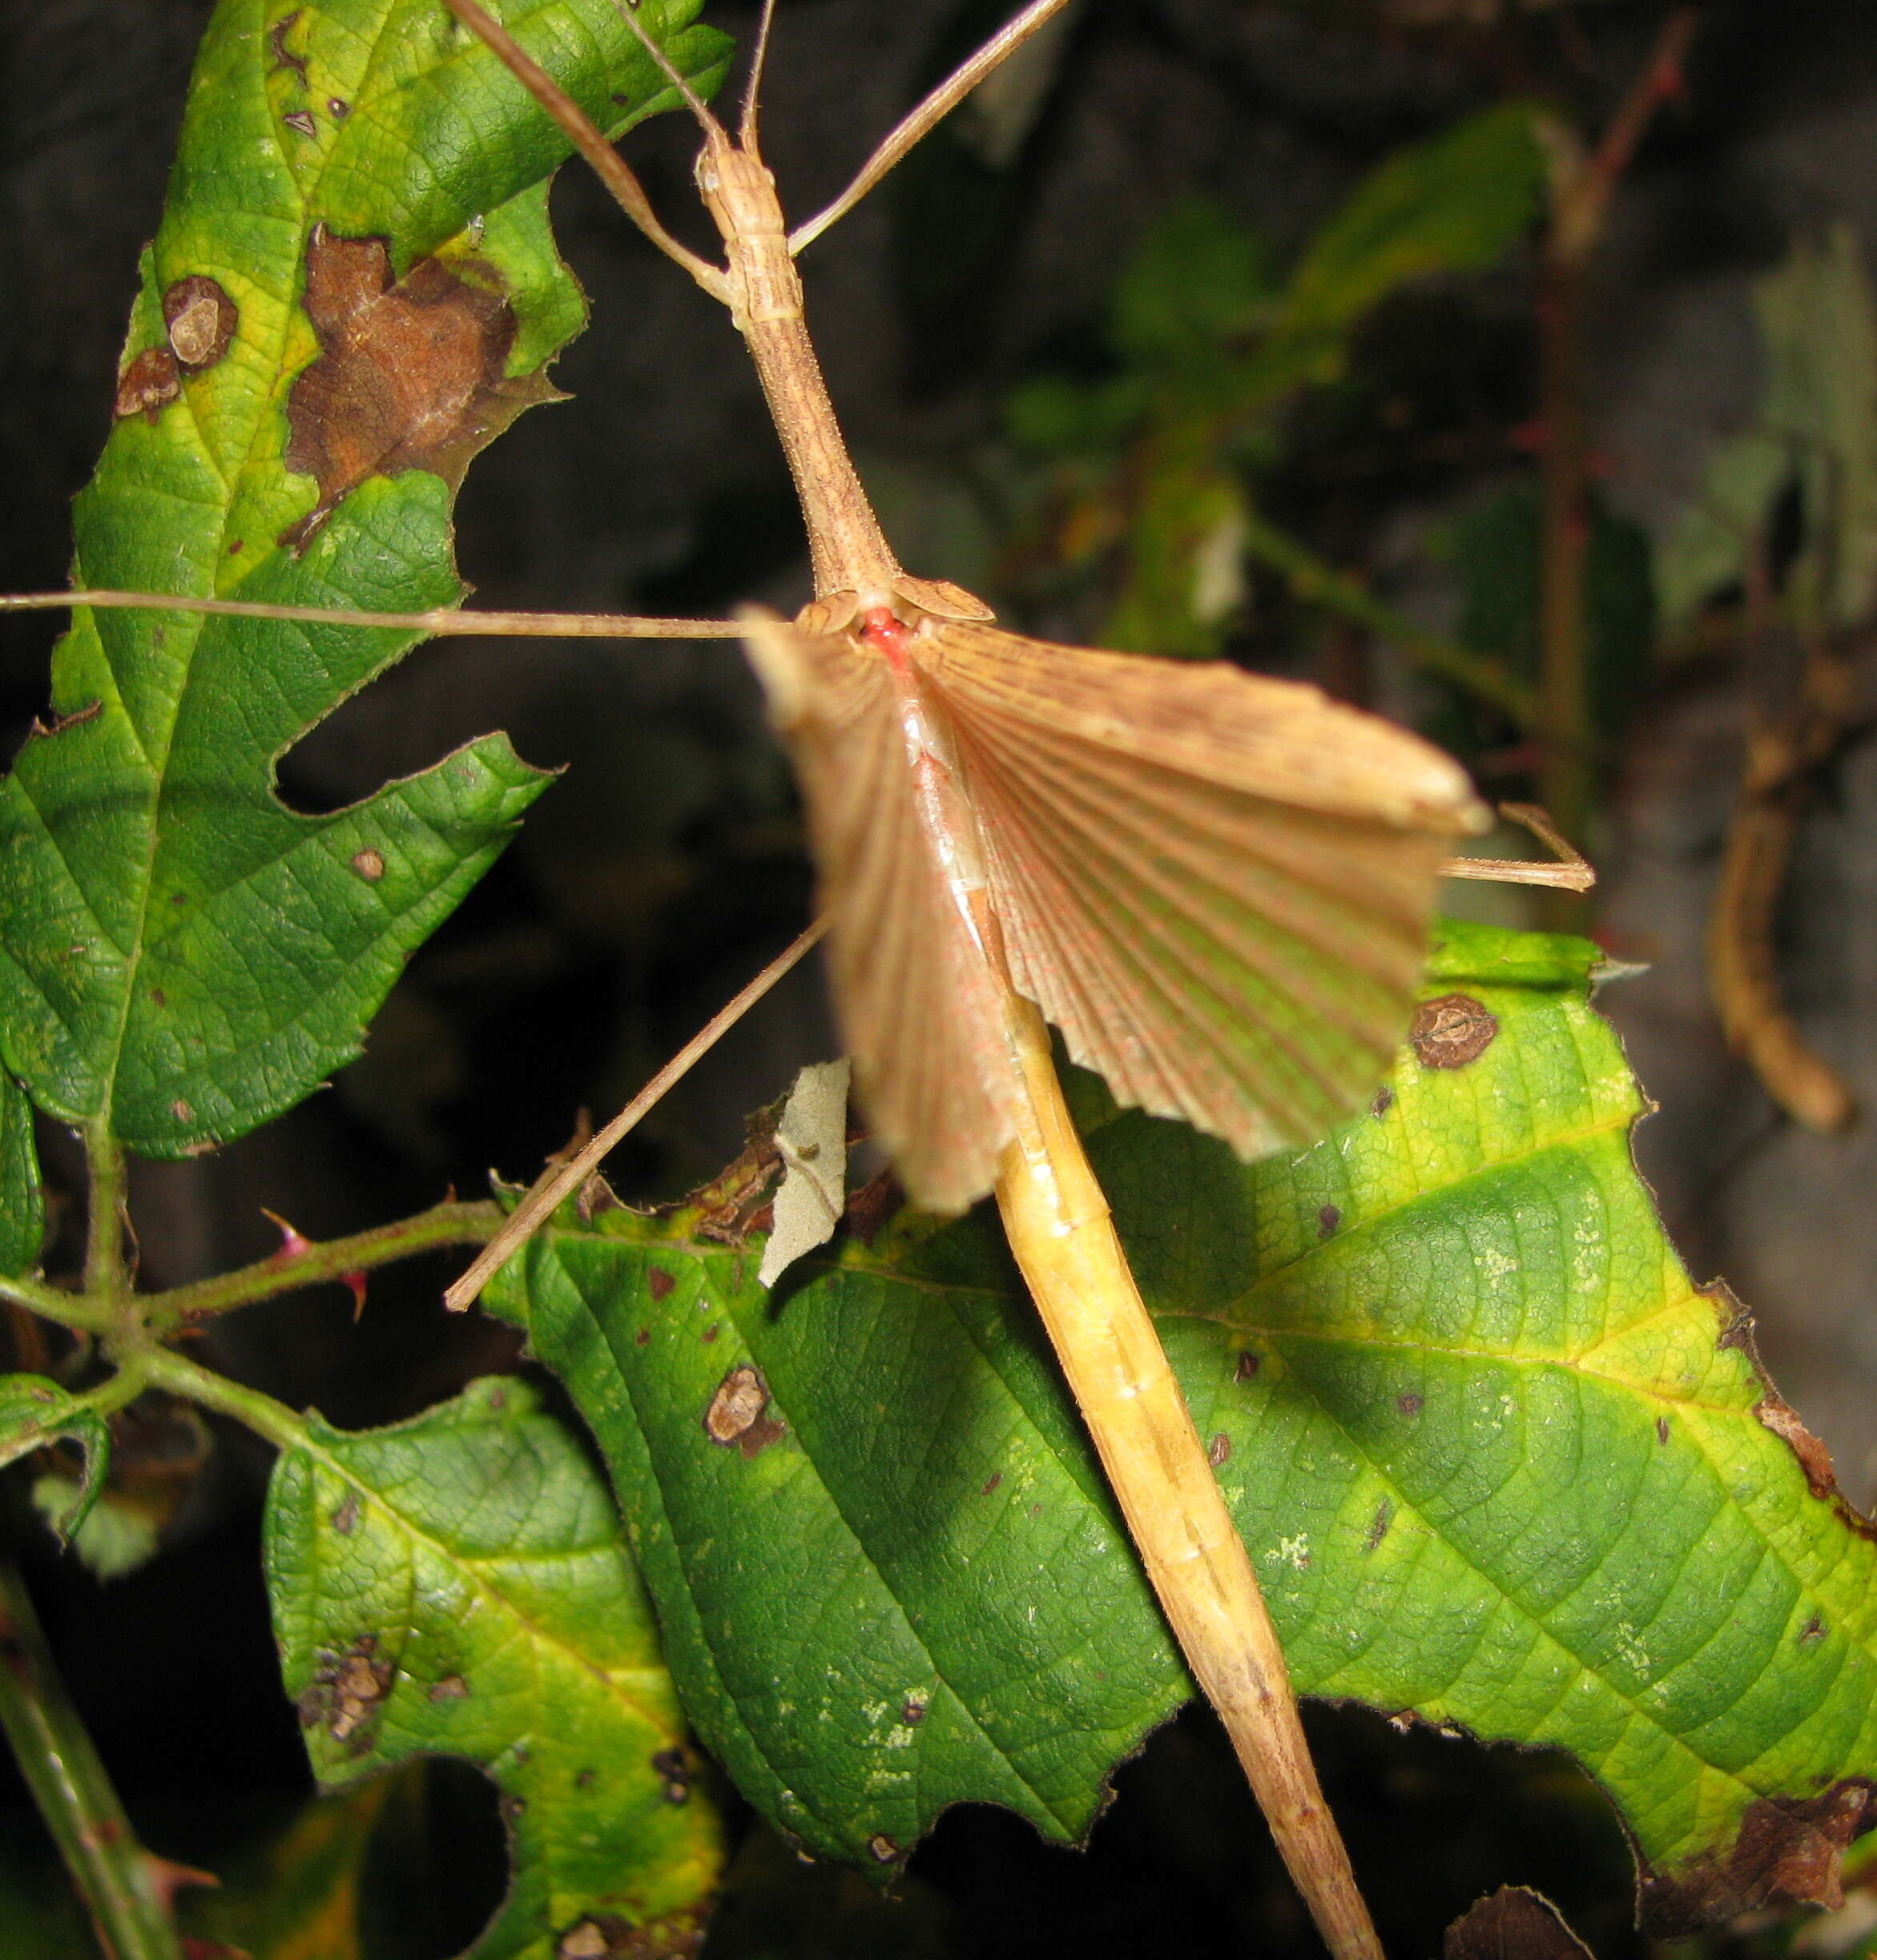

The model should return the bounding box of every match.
[283,109,318,138]
[702,1323,719,1343]
[634,1327,650,1346]
[1398,1392,1424,1418]
[651,1745,691,1805]
[30,699,103,741]
[981,1472,1002,1495]
[429,1674,469,1701]
[868,1834,899,1864]
[574,1768,596,1790]
[328,98,350,119]
[331,1493,360,1535]
[1208,1433,1232,1468]
[1235,1350,1259,1382]
[1799,1614,1826,1647]
[703,1366,786,1458]
[902,1695,928,1725]
[171,1098,194,1123]
[1317,1203,1341,1240]
[1371,1084,1394,1118]
[1637,1781,1877,1937]
[1411,994,1498,1069]
[351,848,385,881]
[268,10,308,80]
[1363,1500,1394,1552]
[280,226,557,553]
[150,988,166,1009]
[646,1267,675,1302]
[163,276,237,371]
[558,1923,610,1960]
[557,1913,707,1960]
[1656,1415,1670,1445]
[299,1636,393,1747]
[115,347,179,422]
[1444,1886,1591,1959]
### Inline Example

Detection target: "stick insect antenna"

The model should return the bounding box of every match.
[790,0,1078,256]
[441,0,727,300]
[739,0,783,154]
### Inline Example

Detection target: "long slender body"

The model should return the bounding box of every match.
[439,6,1400,1949]
[865,606,1380,1955]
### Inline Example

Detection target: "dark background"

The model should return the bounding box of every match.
[4,1,1877,1953]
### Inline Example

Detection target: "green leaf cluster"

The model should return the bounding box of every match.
[489,919,1877,1926]
[1659,223,1877,631]
[1002,104,1551,659]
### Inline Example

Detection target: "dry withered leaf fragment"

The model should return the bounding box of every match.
[1443,1886,1591,1959]
[1639,1781,1877,1936]
[280,225,557,551]
[163,275,237,371]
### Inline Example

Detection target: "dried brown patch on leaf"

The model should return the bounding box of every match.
[1637,1781,1877,1938]
[556,1910,709,1960]
[1443,1886,1592,1958]
[280,226,558,551]
[1703,1282,1877,1543]
[115,347,179,422]
[163,276,237,371]
[1410,993,1498,1069]
[703,1366,786,1459]
[296,1633,393,1749]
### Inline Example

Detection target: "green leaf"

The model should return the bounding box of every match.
[1109,199,1279,372]
[0,0,730,1158]
[0,1377,110,1543]
[264,1375,723,1959]
[489,920,1877,1934]
[1658,224,1877,629]
[1273,103,1549,360]
[0,1069,42,1275]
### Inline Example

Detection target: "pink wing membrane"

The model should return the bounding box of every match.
[743,616,1013,1213]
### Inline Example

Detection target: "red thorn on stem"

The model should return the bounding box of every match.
[260,1208,312,1262]
[341,1270,368,1322]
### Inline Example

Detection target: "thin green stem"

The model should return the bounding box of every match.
[0,1273,115,1334]
[1238,509,1537,726]
[81,1130,128,1305]
[138,1345,309,1454]
[136,1198,501,1331]
[0,1558,185,1960]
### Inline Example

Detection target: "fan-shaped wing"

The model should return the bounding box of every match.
[918,621,1489,1158]
[743,616,1013,1214]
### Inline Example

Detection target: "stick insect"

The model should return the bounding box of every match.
[2,2,1592,1951]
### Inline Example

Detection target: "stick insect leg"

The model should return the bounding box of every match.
[0,591,743,641]
[788,0,1081,256]
[440,0,727,300]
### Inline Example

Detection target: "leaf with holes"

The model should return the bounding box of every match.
[0,0,729,1157]
[488,917,1877,1937]
[264,1376,723,1959]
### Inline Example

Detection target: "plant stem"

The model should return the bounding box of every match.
[138,1197,502,1330]
[136,1345,309,1455]
[0,1559,184,1960]
[82,1129,128,1304]
[0,1273,116,1333]
[1238,509,1536,726]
